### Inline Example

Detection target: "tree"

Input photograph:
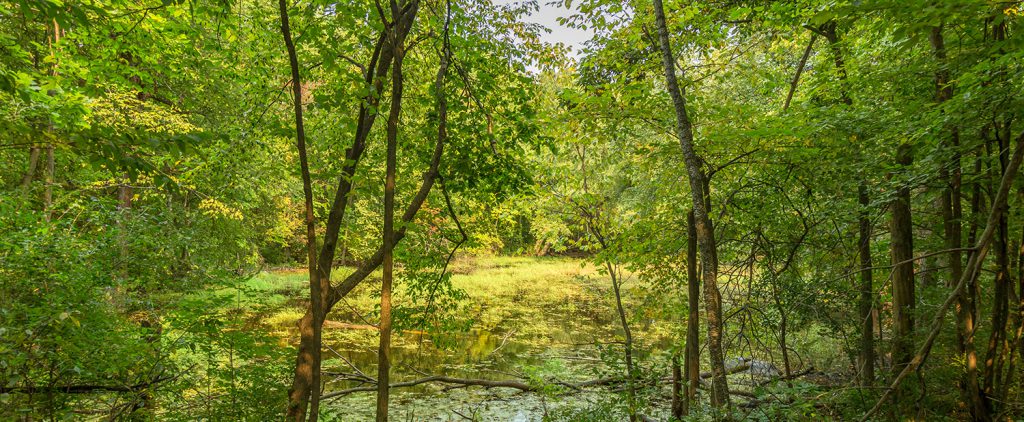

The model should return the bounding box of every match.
[651,0,730,411]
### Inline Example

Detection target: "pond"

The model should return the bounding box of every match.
[267,257,675,421]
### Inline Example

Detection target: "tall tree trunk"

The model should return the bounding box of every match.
[820,21,876,390]
[279,1,322,420]
[930,25,981,414]
[683,210,700,416]
[651,0,730,411]
[980,12,1010,411]
[962,148,991,420]
[983,130,1011,402]
[890,142,915,409]
[286,31,394,421]
[858,183,875,386]
[376,10,407,419]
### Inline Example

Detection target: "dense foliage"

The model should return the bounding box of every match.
[2,0,1023,420]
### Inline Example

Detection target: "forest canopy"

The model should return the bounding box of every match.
[2,0,1024,420]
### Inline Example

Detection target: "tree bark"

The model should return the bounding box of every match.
[608,263,637,422]
[279,1,323,419]
[376,4,408,418]
[890,142,915,407]
[284,8,413,420]
[651,0,730,411]
[43,144,54,220]
[857,183,875,386]
[929,24,985,416]
[21,146,40,189]
[783,33,816,111]
[961,148,990,420]
[683,209,700,416]
[983,129,1011,402]
[820,21,876,390]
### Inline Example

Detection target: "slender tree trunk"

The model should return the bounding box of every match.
[671,354,683,419]
[577,142,637,421]
[890,143,915,409]
[608,263,637,422]
[773,285,792,381]
[43,145,54,220]
[818,22,876,388]
[783,33,816,111]
[857,183,875,386]
[930,25,981,414]
[983,131,1011,402]
[376,15,407,421]
[280,1,322,420]
[21,146,40,189]
[683,210,700,416]
[651,0,730,411]
[962,148,991,420]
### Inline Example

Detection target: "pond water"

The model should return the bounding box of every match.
[284,257,672,421]
[321,327,610,421]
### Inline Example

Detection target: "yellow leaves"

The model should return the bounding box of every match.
[264,196,303,246]
[198,197,243,221]
[87,89,199,136]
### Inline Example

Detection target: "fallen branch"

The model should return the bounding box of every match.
[700,362,750,379]
[695,382,758,399]
[0,371,180,395]
[322,375,535,399]
[321,362,761,402]
[756,366,814,387]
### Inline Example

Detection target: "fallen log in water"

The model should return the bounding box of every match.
[322,362,756,400]
[321,375,626,400]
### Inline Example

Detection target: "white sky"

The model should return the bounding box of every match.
[496,0,595,60]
